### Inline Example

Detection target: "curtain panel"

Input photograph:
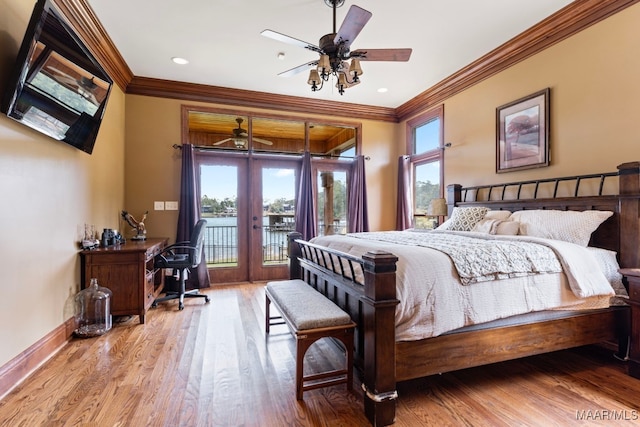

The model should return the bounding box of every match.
[174,143,210,289]
[396,155,413,230]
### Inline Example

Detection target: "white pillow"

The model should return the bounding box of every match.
[439,206,490,231]
[586,247,627,297]
[484,210,512,221]
[511,209,613,246]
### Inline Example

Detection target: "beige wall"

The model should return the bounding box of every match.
[0,0,126,368]
[438,3,640,188]
[123,96,399,244]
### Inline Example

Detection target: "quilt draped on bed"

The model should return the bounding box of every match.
[310,230,616,341]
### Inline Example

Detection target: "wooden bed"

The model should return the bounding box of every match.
[288,162,640,426]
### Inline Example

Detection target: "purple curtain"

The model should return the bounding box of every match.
[294,151,317,241]
[348,155,369,232]
[396,155,413,230]
[175,144,210,289]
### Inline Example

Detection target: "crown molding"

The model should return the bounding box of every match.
[395,0,640,121]
[126,77,399,122]
[52,0,133,91]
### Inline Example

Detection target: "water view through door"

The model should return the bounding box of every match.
[200,158,297,283]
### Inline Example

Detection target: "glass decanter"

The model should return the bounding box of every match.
[74,278,113,337]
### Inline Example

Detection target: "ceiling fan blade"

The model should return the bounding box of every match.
[277,61,319,77]
[334,5,372,48]
[253,137,273,146]
[351,48,412,62]
[213,138,232,146]
[261,29,321,53]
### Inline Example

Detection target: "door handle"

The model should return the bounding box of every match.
[253,224,262,229]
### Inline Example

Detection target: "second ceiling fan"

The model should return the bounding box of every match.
[213,118,273,148]
[261,0,412,95]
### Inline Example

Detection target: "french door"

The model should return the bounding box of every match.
[199,155,299,284]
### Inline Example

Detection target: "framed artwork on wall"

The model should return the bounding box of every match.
[496,88,550,173]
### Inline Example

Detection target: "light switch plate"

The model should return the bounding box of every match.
[165,201,179,210]
[154,201,165,210]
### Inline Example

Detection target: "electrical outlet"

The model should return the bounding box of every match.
[165,201,179,210]
[154,201,165,210]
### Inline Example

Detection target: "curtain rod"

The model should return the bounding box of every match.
[172,144,369,160]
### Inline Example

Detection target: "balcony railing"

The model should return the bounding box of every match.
[202,222,344,266]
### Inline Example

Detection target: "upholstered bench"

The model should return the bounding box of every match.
[265,279,356,400]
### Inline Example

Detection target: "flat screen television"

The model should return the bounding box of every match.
[1,0,113,154]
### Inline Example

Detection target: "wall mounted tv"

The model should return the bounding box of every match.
[1,0,113,154]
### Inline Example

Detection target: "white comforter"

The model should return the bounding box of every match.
[310,230,616,341]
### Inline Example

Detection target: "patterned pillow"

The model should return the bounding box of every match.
[441,206,490,231]
[511,209,613,246]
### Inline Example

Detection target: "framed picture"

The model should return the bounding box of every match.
[496,88,550,173]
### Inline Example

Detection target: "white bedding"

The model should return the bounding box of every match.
[310,230,621,342]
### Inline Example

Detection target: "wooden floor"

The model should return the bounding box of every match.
[1,282,639,426]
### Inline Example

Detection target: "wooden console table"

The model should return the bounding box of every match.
[80,238,168,324]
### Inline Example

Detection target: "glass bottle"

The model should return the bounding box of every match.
[74,278,113,337]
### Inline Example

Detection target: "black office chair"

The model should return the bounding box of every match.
[152,219,210,310]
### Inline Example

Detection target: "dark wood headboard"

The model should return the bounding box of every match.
[446,162,640,269]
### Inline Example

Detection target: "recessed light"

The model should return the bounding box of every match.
[377,88,388,93]
[171,57,189,65]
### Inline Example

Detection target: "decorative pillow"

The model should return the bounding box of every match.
[440,206,490,231]
[511,209,613,246]
[471,219,520,235]
[495,221,520,235]
[471,219,501,234]
[483,210,512,221]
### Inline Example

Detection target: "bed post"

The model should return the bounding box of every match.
[288,232,303,280]
[361,250,399,427]
[447,184,462,211]
[617,162,640,269]
[617,162,640,379]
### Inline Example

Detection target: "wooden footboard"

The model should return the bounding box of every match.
[288,235,399,426]
[288,162,640,427]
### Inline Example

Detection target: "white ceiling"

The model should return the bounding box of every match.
[85,0,573,108]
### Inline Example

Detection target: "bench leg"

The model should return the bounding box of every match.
[295,327,355,400]
[265,293,271,334]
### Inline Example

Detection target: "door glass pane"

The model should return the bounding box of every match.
[414,118,440,154]
[414,161,441,229]
[200,165,238,266]
[317,170,347,236]
[262,167,296,265]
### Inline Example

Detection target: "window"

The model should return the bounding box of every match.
[406,105,444,229]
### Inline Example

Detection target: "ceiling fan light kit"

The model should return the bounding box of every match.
[262,0,411,96]
[213,118,274,148]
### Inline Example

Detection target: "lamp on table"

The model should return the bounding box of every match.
[429,198,448,228]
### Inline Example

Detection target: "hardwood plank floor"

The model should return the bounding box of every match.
[0,282,639,426]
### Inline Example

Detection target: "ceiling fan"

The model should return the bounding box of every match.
[213,118,274,148]
[261,0,412,95]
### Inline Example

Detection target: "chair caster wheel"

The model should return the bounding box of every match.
[179,303,184,310]
[205,296,210,303]
[151,302,157,308]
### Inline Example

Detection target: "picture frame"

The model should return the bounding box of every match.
[496,88,550,173]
